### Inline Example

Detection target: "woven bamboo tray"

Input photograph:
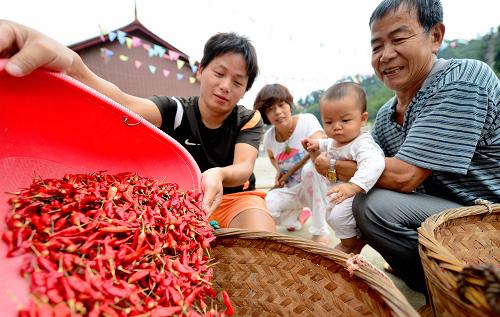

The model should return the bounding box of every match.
[418,203,500,317]
[211,229,418,317]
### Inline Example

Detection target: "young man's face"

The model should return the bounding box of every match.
[370,6,442,96]
[196,53,248,117]
[320,95,368,146]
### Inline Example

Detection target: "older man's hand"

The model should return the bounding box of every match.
[313,152,329,177]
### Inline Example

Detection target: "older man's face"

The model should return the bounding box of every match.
[370,6,442,97]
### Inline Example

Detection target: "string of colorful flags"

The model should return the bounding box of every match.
[98,25,198,84]
[94,23,471,88]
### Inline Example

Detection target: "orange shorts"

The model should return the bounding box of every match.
[208,190,268,228]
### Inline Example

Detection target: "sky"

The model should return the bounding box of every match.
[2,0,499,107]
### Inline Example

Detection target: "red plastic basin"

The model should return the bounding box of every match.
[0,59,201,315]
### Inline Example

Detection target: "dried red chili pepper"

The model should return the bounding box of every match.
[4,172,230,317]
[150,305,182,317]
[222,290,234,316]
[98,226,130,233]
[128,269,149,284]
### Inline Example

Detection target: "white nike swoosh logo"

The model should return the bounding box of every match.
[184,138,201,146]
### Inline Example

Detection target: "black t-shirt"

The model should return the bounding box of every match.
[150,96,263,194]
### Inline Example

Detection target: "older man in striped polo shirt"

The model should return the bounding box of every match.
[318,0,499,296]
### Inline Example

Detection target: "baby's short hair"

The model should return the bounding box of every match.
[321,82,367,112]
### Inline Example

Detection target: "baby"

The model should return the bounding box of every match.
[302,82,385,254]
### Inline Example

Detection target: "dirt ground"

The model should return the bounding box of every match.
[253,155,426,310]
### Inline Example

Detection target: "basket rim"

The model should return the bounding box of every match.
[417,203,500,315]
[418,203,499,267]
[214,228,419,317]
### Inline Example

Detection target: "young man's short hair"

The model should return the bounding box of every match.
[200,32,259,92]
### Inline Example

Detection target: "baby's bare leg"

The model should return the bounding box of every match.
[334,237,366,254]
[334,236,358,254]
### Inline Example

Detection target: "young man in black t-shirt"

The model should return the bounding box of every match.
[0,20,275,231]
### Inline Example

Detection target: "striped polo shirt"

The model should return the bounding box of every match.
[372,58,500,205]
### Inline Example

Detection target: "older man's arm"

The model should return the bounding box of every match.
[314,154,431,193]
[377,157,431,192]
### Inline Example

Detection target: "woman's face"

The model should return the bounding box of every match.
[265,101,293,129]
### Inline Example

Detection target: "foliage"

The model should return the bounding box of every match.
[360,76,393,121]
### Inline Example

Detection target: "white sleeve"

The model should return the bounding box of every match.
[318,138,331,153]
[262,128,274,152]
[302,113,323,136]
[349,136,385,192]
[171,97,184,130]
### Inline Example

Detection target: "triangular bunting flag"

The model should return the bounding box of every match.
[189,77,196,84]
[99,48,106,60]
[132,36,142,48]
[169,51,180,61]
[125,37,133,49]
[153,45,166,58]
[135,60,142,69]
[98,24,108,35]
[176,60,185,70]
[176,73,183,80]
[100,48,114,63]
[163,53,170,60]
[98,24,108,42]
[117,30,126,45]
[163,69,170,77]
[148,65,157,74]
[108,31,117,42]
[190,65,198,74]
[188,57,197,66]
[148,48,155,57]
[119,55,129,62]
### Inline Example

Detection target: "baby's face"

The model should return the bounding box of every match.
[320,95,368,146]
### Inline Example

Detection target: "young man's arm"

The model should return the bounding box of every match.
[68,56,162,126]
[201,143,258,214]
[0,19,162,126]
[223,143,259,187]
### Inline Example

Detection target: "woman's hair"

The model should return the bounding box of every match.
[321,82,367,112]
[200,32,259,92]
[369,0,443,32]
[253,83,293,125]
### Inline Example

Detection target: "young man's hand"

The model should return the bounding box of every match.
[0,19,75,76]
[327,182,363,204]
[201,167,224,217]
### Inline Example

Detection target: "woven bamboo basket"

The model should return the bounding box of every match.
[211,229,418,317]
[418,203,500,317]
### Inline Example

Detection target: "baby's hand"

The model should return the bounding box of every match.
[301,138,321,160]
[327,183,362,204]
[301,138,319,152]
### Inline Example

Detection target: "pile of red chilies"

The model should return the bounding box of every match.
[2,172,233,317]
